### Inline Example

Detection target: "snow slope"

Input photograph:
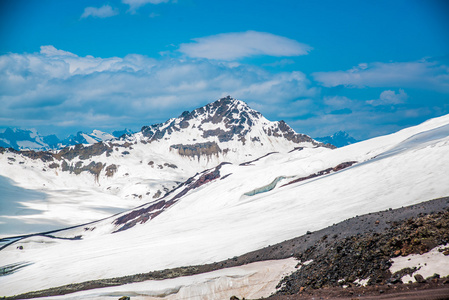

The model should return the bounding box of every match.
[1,113,449,297]
[0,97,324,236]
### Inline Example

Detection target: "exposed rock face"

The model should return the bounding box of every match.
[105,164,118,177]
[112,163,229,232]
[281,161,357,187]
[48,163,60,169]
[267,120,318,146]
[55,143,113,161]
[1,148,55,162]
[170,142,222,160]
[141,96,328,149]
[113,198,174,232]
[61,161,105,181]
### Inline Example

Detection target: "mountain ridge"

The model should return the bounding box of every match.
[0,128,123,151]
[1,96,327,152]
[315,130,357,148]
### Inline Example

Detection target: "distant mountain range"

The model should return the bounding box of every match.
[0,128,134,150]
[0,122,357,152]
[315,131,358,148]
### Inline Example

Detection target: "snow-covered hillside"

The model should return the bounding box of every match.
[0,97,326,236]
[1,111,449,297]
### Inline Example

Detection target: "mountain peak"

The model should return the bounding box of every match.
[315,131,358,148]
[141,96,263,143]
[141,96,323,150]
[176,96,259,125]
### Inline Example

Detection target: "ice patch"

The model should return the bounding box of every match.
[244,176,287,196]
[36,258,297,300]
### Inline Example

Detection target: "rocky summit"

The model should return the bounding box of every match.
[140,95,325,150]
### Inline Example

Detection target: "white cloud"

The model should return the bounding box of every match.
[313,60,449,92]
[81,5,119,19]
[2,46,446,140]
[122,0,169,12]
[40,46,78,57]
[323,95,354,108]
[179,31,312,61]
[367,89,408,106]
[0,46,314,133]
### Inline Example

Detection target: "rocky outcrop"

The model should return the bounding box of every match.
[281,161,357,187]
[1,147,55,162]
[112,163,229,232]
[266,120,324,147]
[276,209,449,294]
[113,198,175,232]
[61,161,105,181]
[105,164,118,177]
[55,143,113,161]
[170,142,222,160]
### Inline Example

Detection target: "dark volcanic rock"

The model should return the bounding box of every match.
[276,207,449,295]
[415,274,426,283]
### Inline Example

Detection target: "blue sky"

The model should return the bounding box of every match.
[1,0,448,140]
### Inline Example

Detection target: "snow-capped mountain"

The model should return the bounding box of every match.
[1,109,449,298]
[315,130,358,147]
[112,128,134,138]
[0,97,327,237]
[0,128,59,150]
[0,128,116,151]
[61,130,114,146]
